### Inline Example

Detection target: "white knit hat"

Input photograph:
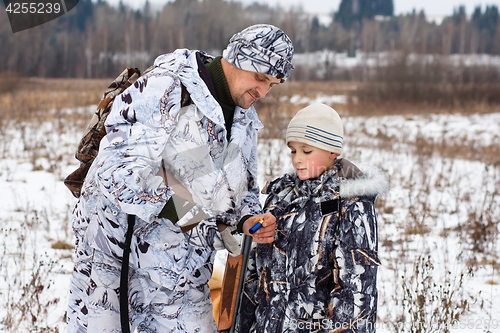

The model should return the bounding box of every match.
[286,103,343,154]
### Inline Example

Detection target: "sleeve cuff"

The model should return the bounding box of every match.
[237,214,252,234]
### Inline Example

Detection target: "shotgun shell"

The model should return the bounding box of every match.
[249,219,264,234]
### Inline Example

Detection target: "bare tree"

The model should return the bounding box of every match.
[470,25,479,84]
[361,18,375,82]
[84,22,93,78]
[400,13,420,53]
[459,13,466,54]
[441,19,454,84]
[492,18,500,55]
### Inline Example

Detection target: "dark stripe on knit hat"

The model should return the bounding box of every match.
[285,103,344,154]
[306,126,343,145]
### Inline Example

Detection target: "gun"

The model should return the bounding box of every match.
[217,234,253,332]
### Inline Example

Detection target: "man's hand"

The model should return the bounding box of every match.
[243,213,276,243]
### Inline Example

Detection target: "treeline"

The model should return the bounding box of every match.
[0,0,499,79]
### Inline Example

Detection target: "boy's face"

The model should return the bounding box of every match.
[288,141,338,180]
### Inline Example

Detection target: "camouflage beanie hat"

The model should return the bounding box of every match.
[222,24,294,83]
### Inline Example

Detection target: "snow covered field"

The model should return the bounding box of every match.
[0,102,499,332]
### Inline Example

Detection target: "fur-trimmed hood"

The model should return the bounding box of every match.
[340,162,390,199]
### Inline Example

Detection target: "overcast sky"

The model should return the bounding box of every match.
[109,0,497,17]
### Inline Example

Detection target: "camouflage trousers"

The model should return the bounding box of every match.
[67,241,217,332]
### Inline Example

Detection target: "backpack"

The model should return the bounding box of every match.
[64,65,192,198]
[63,67,147,197]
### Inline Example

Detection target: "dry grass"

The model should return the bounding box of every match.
[0,76,109,123]
[2,77,499,166]
[257,80,500,124]
[257,80,500,166]
[350,100,500,117]
[256,81,356,138]
[270,81,357,100]
[50,241,74,250]
[352,82,500,116]
[4,77,499,119]
[1,76,498,332]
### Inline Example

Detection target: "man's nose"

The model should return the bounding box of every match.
[256,83,271,98]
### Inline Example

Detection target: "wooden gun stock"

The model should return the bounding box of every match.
[217,235,253,332]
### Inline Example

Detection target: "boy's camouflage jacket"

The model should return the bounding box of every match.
[238,160,389,333]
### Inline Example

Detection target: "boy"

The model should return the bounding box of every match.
[238,103,389,332]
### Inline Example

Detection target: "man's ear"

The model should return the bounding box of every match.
[330,153,339,160]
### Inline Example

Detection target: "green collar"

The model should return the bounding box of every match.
[206,56,235,140]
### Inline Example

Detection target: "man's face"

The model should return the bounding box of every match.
[221,58,281,109]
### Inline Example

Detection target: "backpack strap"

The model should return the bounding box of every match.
[120,214,136,333]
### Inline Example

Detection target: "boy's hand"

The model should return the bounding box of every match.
[243,213,276,243]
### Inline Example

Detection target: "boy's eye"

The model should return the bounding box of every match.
[290,150,296,154]
[304,151,312,154]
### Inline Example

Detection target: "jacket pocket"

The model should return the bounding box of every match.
[133,217,189,291]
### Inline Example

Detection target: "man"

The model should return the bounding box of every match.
[67,24,294,332]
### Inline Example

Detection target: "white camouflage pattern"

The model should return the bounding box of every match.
[67,49,263,333]
[222,24,294,83]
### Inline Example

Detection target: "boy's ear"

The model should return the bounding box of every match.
[330,153,339,160]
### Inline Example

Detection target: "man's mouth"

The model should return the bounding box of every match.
[248,91,259,101]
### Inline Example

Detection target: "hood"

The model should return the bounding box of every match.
[340,162,390,199]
